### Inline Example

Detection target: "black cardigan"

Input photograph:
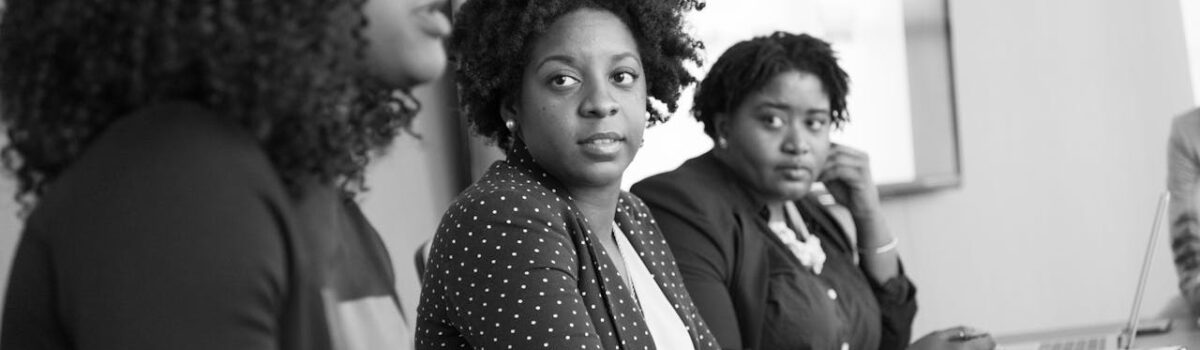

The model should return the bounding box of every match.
[2,102,405,350]
[631,151,917,350]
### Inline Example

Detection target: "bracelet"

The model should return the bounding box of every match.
[863,237,899,255]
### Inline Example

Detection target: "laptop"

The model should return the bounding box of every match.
[998,192,1171,350]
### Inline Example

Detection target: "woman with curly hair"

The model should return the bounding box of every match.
[0,0,450,349]
[414,0,718,349]
[631,32,994,350]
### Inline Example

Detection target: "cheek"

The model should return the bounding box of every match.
[726,132,779,181]
[738,130,781,165]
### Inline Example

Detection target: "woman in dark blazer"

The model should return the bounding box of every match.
[631,32,994,350]
[0,0,450,348]
[415,1,717,349]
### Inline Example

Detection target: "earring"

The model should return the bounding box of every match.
[717,136,728,149]
[639,138,645,149]
[504,119,516,131]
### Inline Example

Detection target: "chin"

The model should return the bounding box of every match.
[381,53,448,89]
[399,65,446,88]
[775,184,813,201]
[572,164,627,189]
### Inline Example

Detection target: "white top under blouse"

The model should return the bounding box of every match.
[613,222,697,350]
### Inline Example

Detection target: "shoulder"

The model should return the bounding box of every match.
[435,160,578,249]
[630,154,738,220]
[616,191,658,229]
[16,103,291,332]
[1172,108,1200,141]
[28,102,287,245]
[450,159,575,218]
[46,101,277,197]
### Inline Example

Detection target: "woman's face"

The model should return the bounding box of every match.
[361,0,452,88]
[507,8,647,190]
[716,70,833,202]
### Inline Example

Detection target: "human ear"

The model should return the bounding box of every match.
[500,95,519,127]
[713,112,731,148]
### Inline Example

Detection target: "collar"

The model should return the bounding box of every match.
[689,150,774,213]
[501,139,575,202]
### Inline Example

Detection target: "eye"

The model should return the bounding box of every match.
[548,75,581,89]
[611,71,638,86]
[760,115,785,129]
[805,115,831,132]
[805,118,828,131]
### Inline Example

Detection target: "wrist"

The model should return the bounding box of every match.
[859,236,899,255]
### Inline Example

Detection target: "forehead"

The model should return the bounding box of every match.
[742,70,830,109]
[528,8,639,60]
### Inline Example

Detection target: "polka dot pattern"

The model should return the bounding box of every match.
[415,148,718,350]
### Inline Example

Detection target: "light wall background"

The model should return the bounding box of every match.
[895,0,1195,336]
[0,0,1197,339]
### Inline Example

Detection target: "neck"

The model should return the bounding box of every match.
[766,201,786,223]
[567,182,622,235]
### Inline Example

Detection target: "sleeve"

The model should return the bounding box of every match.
[2,156,288,350]
[1168,114,1200,313]
[863,265,917,350]
[429,190,607,349]
[2,230,69,349]
[632,181,745,350]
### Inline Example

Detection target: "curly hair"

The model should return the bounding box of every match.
[693,32,850,139]
[0,0,418,208]
[451,0,705,149]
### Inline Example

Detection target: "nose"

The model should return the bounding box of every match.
[424,9,453,38]
[578,83,620,119]
[781,124,812,155]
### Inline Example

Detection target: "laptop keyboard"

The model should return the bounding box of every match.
[1037,337,1106,350]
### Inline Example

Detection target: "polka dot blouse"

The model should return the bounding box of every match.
[415,147,718,350]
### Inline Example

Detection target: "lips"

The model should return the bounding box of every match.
[777,164,813,181]
[577,132,626,159]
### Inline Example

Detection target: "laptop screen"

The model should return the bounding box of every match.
[1119,192,1170,350]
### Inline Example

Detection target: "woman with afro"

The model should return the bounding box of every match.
[415,0,718,349]
[0,0,450,348]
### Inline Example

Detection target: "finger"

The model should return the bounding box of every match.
[828,143,868,158]
[826,156,869,171]
[825,151,870,168]
[940,326,970,340]
[962,335,997,350]
[822,161,868,180]
[823,165,865,184]
[830,142,868,154]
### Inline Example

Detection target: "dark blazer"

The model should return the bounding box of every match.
[415,145,719,350]
[631,152,917,350]
[1,102,406,350]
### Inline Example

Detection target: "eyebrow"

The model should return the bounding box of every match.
[534,55,577,71]
[754,102,793,112]
[753,102,830,115]
[534,52,642,71]
[611,52,642,66]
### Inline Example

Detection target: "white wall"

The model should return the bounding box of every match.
[358,78,462,319]
[893,0,1196,336]
[1184,0,1200,105]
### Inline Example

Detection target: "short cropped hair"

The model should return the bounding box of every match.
[693,32,849,138]
[451,0,705,149]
